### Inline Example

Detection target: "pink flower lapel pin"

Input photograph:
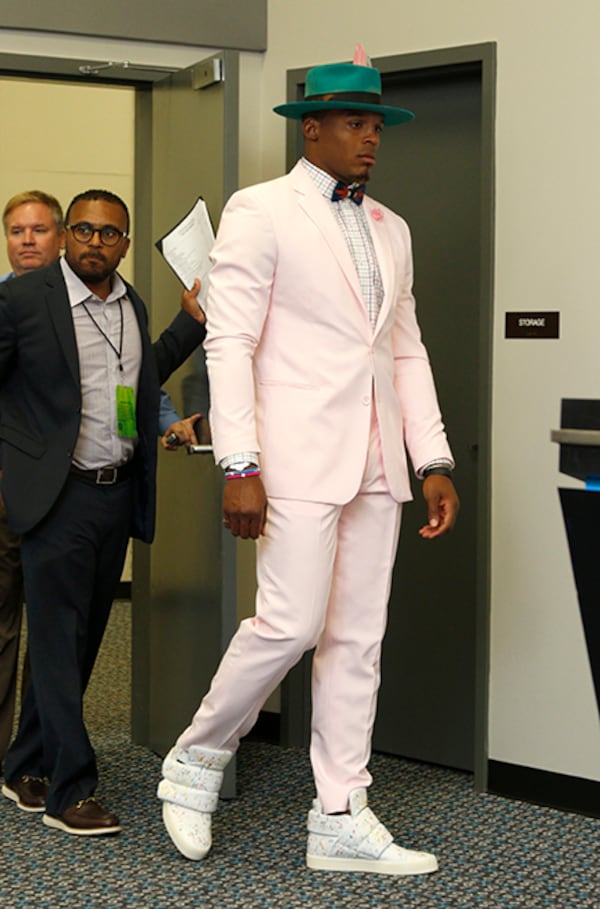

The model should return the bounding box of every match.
[370,208,383,222]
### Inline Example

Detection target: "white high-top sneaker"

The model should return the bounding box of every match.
[157,745,232,860]
[306,787,438,875]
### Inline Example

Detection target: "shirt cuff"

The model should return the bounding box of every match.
[417,458,454,480]
[220,451,260,471]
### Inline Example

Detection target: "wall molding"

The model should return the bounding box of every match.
[0,1,267,52]
[488,760,600,819]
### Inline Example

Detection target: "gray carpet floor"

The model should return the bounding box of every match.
[0,601,598,908]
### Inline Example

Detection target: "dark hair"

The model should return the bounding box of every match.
[65,189,130,234]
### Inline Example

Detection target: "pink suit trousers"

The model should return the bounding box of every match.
[178,408,402,813]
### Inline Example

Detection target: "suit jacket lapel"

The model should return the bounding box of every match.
[290,163,366,318]
[290,164,397,337]
[362,197,395,337]
[44,264,150,391]
[44,262,80,386]
[125,281,152,387]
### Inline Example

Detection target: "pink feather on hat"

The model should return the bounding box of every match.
[353,43,371,67]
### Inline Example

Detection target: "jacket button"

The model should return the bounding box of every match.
[361,396,370,406]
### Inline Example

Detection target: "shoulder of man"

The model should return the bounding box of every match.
[119,278,149,325]
[0,261,64,300]
[363,194,412,238]
[122,276,143,302]
[363,193,405,221]
[225,170,294,209]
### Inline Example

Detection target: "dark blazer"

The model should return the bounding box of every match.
[0,260,205,542]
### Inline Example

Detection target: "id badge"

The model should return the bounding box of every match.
[116,385,138,439]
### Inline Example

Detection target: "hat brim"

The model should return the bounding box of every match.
[273,99,415,126]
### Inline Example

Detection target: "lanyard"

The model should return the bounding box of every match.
[82,299,124,372]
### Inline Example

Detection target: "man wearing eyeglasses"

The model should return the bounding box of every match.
[0,191,201,780]
[0,189,206,836]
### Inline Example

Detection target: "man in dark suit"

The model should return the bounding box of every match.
[0,190,66,769]
[0,189,206,836]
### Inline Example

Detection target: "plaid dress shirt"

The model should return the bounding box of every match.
[302,157,384,328]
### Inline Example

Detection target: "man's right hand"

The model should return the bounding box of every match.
[180,278,206,324]
[223,476,267,539]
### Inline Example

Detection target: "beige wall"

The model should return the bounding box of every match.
[0,77,135,281]
[2,0,600,782]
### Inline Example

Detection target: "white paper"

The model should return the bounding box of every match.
[155,197,215,305]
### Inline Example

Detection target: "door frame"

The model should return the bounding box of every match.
[0,50,240,767]
[280,42,496,791]
[130,54,240,796]
[0,49,223,296]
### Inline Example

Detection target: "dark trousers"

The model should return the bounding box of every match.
[4,474,133,815]
[0,501,24,765]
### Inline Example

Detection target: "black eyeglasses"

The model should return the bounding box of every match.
[66,222,128,247]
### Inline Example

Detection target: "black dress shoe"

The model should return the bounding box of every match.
[43,796,121,836]
[2,775,49,812]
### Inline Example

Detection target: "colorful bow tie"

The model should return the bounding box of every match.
[331,181,366,205]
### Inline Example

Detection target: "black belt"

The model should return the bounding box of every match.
[69,462,133,486]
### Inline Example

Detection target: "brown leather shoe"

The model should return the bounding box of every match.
[43,797,121,836]
[2,775,49,812]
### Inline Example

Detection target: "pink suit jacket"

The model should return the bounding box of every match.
[205,160,453,505]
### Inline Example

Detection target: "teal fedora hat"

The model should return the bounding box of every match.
[273,47,414,127]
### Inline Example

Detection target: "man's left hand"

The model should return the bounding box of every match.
[161,413,202,450]
[419,475,460,539]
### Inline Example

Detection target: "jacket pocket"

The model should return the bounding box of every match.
[0,424,46,458]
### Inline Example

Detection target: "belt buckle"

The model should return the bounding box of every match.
[96,467,117,485]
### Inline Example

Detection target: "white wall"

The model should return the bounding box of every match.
[3,0,600,782]
[257,0,600,782]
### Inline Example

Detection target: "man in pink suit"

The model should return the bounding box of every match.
[158,45,459,876]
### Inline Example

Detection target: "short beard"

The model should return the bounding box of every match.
[66,252,113,287]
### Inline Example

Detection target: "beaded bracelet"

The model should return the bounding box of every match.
[224,468,261,480]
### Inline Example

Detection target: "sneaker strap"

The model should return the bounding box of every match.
[157,779,219,812]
